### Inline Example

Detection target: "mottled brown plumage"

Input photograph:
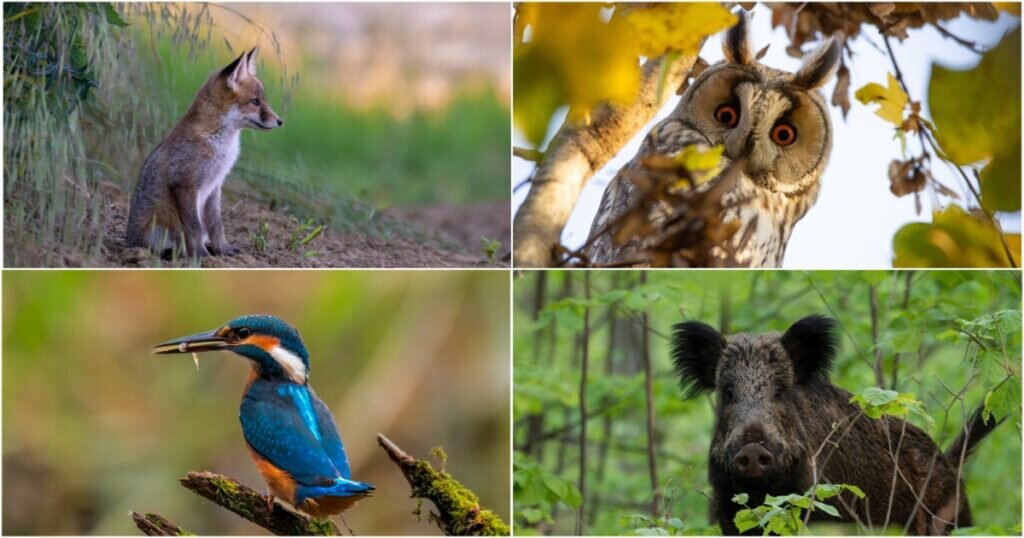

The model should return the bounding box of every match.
[586,16,840,267]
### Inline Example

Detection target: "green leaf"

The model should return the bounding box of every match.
[929,29,1021,212]
[521,507,544,524]
[733,509,760,533]
[102,3,128,27]
[813,501,840,518]
[813,484,841,500]
[731,493,749,505]
[842,484,866,499]
[892,205,1020,268]
[983,375,1022,423]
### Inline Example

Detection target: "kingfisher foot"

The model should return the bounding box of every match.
[263,493,275,512]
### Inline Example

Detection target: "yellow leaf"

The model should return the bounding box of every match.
[624,4,737,58]
[854,73,908,126]
[994,2,1022,15]
[513,3,639,145]
[675,144,725,185]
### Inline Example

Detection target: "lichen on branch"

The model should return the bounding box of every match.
[377,433,510,536]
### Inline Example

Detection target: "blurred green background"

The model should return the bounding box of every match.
[3,270,510,535]
[513,270,1022,536]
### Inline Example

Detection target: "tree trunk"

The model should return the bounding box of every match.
[514,52,704,267]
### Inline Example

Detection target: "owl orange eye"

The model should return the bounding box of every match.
[771,122,797,146]
[714,104,739,127]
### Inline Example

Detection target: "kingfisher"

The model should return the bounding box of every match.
[153,314,375,519]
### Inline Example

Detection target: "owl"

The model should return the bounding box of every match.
[585,16,840,267]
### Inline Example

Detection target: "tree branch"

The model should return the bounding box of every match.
[377,433,510,536]
[130,471,341,536]
[513,52,703,267]
[180,471,342,535]
[130,512,188,536]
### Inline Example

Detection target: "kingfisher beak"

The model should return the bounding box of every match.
[152,329,231,355]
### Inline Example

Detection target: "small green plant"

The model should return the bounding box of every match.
[250,220,270,253]
[288,217,324,255]
[481,236,501,262]
[732,484,865,536]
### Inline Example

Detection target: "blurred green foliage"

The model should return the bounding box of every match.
[3,270,510,535]
[513,270,1022,536]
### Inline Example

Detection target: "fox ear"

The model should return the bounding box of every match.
[671,321,725,398]
[245,47,259,76]
[781,315,838,383]
[222,50,251,91]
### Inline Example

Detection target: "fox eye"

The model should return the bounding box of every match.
[249,98,260,106]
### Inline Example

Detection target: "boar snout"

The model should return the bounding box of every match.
[733,443,774,478]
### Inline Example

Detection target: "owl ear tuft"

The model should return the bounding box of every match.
[722,14,753,66]
[792,36,842,90]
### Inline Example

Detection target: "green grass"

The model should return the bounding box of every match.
[145,36,509,206]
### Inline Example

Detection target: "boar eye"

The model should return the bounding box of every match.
[721,383,735,403]
[250,98,260,106]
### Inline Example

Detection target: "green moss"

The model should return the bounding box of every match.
[207,476,254,520]
[429,446,449,469]
[406,458,510,536]
[307,518,337,536]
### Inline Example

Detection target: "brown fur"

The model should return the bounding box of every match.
[126,47,282,257]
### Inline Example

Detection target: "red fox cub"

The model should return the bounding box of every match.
[127,47,283,257]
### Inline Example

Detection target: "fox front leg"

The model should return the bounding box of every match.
[203,188,238,256]
[172,185,211,257]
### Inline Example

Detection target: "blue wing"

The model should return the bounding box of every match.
[240,381,343,487]
[310,387,352,479]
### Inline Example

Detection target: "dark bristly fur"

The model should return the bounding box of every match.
[946,406,1002,463]
[671,315,999,536]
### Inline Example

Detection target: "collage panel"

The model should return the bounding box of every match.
[2,270,510,535]
[513,270,1022,535]
[3,2,510,269]
[512,3,1020,269]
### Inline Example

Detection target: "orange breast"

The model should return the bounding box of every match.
[245,443,297,505]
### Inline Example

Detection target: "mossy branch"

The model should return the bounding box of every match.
[180,471,341,536]
[130,471,340,536]
[377,433,510,536]
[130,511,190,536]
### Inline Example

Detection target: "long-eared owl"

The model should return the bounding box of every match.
[586,15,841,267]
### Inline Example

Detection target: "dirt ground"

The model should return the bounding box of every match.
[5,192,510,268]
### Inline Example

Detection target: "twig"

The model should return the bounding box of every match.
[376,433,510,536]
[130,512,188,536]
[881,36,1017,268]
[179,471,341,536]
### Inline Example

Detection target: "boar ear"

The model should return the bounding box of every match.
[781,315,838,383]
[791,36,841,90]
[671,321,725,398]
[722,13,753,66]
[221,50,250,91]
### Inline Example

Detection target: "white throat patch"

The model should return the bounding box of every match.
[269,345,307,384]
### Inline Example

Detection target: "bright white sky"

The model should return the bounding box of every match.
[513,7,1021,268]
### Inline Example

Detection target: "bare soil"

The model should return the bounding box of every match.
[5,191,510,268]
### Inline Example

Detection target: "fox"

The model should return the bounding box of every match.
[126,47,283,257]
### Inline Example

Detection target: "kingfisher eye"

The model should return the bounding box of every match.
[771,122,797,146]
[714,104,739,127]
[236,327,252,338]
[250,98,260,106]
